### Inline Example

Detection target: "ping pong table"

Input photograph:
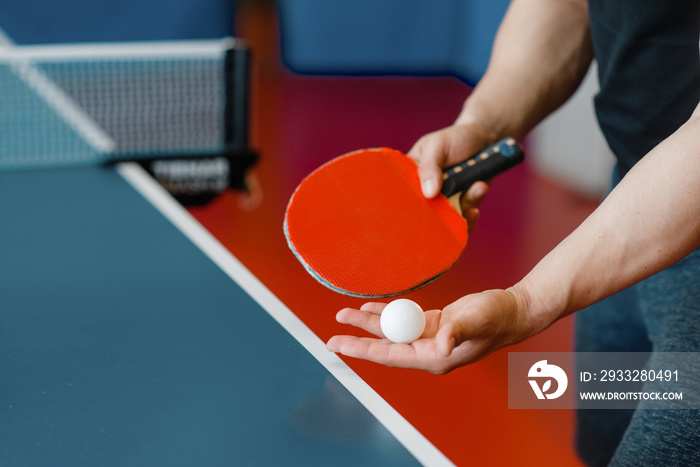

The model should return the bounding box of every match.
[0,38,452,465]
[0,162,450,466]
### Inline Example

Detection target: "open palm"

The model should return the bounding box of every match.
[327,289,529,375]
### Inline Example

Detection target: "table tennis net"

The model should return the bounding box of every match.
[0,39,249,170]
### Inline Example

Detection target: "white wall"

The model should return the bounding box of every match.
[530,62,615,199]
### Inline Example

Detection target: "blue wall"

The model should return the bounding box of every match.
[0,0,233,44]
[278,0,510,85]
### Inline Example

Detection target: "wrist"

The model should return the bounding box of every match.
[454,95,504,142]
[507,279,555,340]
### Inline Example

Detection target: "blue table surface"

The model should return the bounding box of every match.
[0,165,419,466]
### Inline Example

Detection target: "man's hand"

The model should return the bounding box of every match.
[326,288,533,375]
[407,123,496,231]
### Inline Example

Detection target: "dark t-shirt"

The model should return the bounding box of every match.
[589,1,700,175]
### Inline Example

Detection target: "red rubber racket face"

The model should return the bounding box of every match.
[284,148,467,297]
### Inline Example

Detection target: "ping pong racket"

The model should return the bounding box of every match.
[284,137,524,298]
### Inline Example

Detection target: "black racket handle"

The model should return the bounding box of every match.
[440,138,524,198]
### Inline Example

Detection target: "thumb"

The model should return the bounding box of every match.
[436,318,480,357]
[418,163,442,198]
[408,135,447,199]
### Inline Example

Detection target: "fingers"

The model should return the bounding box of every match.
[327,334,456,373]
[461,180,489,231]
[359,302,387,314]
[326,335,414,367]
[336,303,442,339]
[464,181,490,208]
[327,333,467,374]
[464,209,480,232]
[335,302,387,337]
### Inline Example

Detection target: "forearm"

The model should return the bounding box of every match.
[457,0,593,140]
[515,111,700,335]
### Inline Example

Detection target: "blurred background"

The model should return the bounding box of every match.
[0,0,613,197]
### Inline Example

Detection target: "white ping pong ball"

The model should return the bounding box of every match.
[380,299,426,344]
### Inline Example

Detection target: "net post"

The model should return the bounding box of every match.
[225,42,250,152]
